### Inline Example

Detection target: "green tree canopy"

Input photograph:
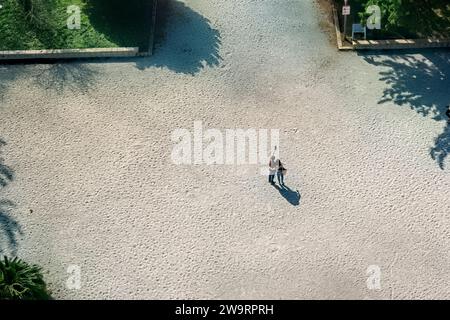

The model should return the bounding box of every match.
[356,0,450,38]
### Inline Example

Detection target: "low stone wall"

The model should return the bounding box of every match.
[353,38,450,50]
[0,47,140,61]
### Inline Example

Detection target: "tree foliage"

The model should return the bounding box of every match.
[356,0,450,37]
[16,0,57,30]
[0,256,51,300]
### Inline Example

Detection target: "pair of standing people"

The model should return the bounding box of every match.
[269,156,286,185]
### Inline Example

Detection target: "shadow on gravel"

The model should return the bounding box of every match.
[134,0,222,75]
[31,62,99,94]
[0,139,14,189]
[361,50,450,169]
[273,184,301,206]
[0,200,22,256]
[431,123,450,169]
[0,65,24,101]
[0,139,22,255]
[0,61,98,96]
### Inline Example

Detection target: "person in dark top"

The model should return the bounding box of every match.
[276,159,287,186]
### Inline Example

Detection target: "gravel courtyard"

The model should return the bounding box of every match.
[0,0,449,299]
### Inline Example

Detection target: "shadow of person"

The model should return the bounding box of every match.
[273,184,301,206]
[360,50,450,169]
[134,0,222,75]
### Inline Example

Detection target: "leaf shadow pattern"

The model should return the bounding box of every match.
[30,62,99,94]
[134,0,222,75]
[361,50,450,169]
[0,140,14,188]
[0,65,24,101]
[0,200,22,256]
[431,123,450,169]
[0,139,22,255]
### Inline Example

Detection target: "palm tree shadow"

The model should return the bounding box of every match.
[134,0,222,75]
[0,200,22,256]
[361,50,450,169]
[273,184,301,206]
[0,139,22,255]
[0,139,14,188]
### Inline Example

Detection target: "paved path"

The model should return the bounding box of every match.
[0,0,449,299]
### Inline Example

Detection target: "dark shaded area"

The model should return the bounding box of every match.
[133,0,222,74]
[431,124,450,169]
[0,65,23,101]
[85,0,155,52]
[0,140,14,188]
[0,60,97,96]
[273,184,301,206]
[361,50,450,169]
[0,139,22,255]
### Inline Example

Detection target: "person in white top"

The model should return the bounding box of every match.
[268,155,277,184]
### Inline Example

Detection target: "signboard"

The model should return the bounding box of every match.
[342,6,351,16]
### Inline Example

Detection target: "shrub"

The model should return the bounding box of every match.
[17,0,57,30]
[0,256,51,300]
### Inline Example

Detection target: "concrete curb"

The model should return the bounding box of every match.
[353,38,450,50]
[0,47,140,61]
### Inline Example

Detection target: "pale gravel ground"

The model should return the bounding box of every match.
[0,0,449,299]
